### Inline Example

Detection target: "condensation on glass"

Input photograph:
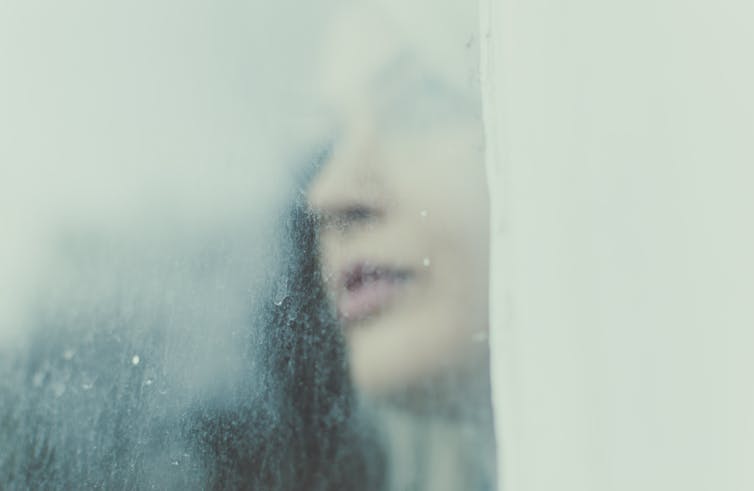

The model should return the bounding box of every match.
[0,1,495,490]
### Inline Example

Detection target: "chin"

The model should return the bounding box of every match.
[345,304,477,397]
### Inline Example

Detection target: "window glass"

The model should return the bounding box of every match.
[0,1,494,490]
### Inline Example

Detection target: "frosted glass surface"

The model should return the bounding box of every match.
[0,1,493,489]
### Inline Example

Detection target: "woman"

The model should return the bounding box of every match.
[306,2,495,490]
[0,1,492,489]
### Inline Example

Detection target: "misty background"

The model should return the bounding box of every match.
[0,0,337,348]
[0,2,351,486]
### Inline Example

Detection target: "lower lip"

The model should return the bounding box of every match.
[338,277,405,323]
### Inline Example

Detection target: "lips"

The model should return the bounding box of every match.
[337,262,412,323]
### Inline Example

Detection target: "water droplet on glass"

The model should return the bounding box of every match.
[63,349,75,361]
[32,371,45,387]
[144,378,154,386]
[80,373,95,390]
[131,355,140,366]
[273,275,289,306]
[423,257,431,267]
[420,210,428,218]
[52,382,66,397]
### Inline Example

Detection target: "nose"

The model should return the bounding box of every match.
[307,117,386,231]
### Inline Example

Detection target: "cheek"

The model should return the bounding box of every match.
[388,126,487,226]
[382,182,488,371]
[419,164,490,336]
[392,134,489,292]
[430,219,490,337]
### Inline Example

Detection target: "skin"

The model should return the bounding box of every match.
[307,5,490,403]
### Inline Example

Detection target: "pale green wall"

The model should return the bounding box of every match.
[482,0,754,489]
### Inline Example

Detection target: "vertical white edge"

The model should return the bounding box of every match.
[479,1,516,490]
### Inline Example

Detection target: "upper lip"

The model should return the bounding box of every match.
[339,261,412,293]
[332,260,415,323]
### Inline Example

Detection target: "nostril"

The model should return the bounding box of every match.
[341,205,375,223]
[316,204,380,231]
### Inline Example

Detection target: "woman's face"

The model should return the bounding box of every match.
[307,6,489,397]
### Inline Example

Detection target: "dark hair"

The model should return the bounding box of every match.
[0,199,383,490]
[193,201,385,490]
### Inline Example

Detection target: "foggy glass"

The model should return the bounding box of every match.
[0,1,494,490]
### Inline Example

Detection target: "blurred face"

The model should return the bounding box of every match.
[307,6,489,397]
